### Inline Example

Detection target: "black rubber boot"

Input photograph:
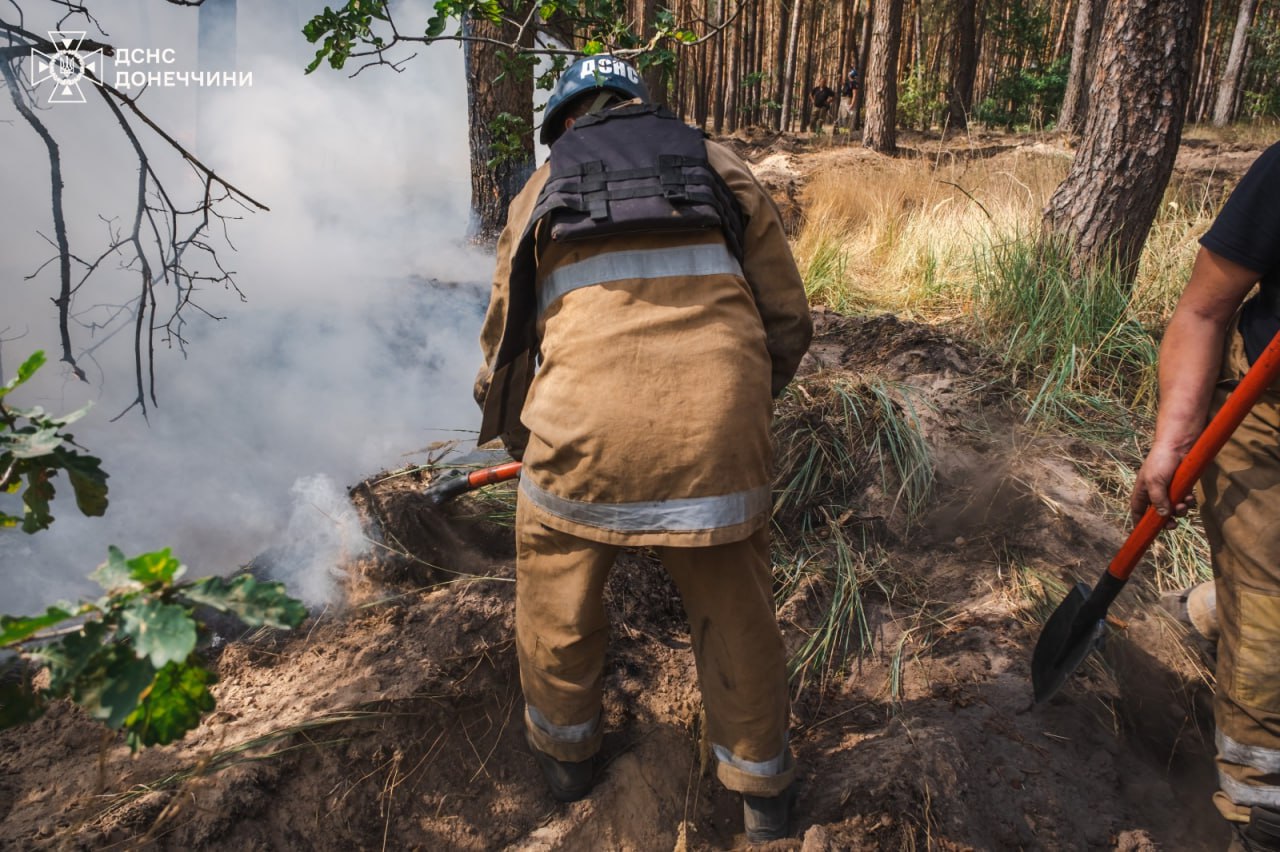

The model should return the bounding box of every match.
[529,744,594,803]
[743,785,796,843]
[1233,807,1280,852]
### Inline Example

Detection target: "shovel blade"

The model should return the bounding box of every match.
[1032,581,1107,703]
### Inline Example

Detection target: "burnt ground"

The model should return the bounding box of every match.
[0,137,1252,851]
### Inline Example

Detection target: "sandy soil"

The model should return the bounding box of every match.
[0,136,1259,851]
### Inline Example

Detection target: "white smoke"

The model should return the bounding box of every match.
[270,474,369,607]
[0,1,488,613]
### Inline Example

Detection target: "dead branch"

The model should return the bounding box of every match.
[1,4,266,415]
[0,55,84,381]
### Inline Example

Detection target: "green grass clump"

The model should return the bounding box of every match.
[796,216,871,315]
[972,235,1159,446]
[775,526,886,692]
[770,374,935,690]
[772,376,934,534]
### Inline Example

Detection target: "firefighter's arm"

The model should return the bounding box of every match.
[474,229,532,460]
[475,166,549,456]
[705,141,814,396]
[475,219,518,408]
[1130,247,1260,524]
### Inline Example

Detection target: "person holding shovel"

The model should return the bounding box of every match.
[1131,141,1280,852]
[473,54,812,842]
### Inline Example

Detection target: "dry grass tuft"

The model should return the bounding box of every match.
[794,147,1071,318]
[794,142,1228,331]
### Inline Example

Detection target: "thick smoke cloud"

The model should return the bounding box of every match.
[1,1,486,611]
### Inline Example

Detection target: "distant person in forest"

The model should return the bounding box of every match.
[1131,140,1280,852]
[473,54,812,842]
[838,66,860,127]
[808,77,836,131]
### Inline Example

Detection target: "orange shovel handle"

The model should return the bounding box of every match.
[1108,330,1280,582]
[465,461,523,489]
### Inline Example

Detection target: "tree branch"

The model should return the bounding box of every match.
[310,0,748,73]
[1,9,265,414]
[1,55,85,381]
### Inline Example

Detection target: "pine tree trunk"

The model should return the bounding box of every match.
[837,0,852,98]
[1043,0,1204,279]
[1053,0,1076,60]
[711,1,724,132]
[1057,0,1104,134]
[1211,0,1259,125]
[946,0,977,130]
[695,16,710,128]
[629,0,667,103]
[864,0,904,152]
[770,0,792,128]
[799,3,818,131]
[1185,0,1213,121]
[752,6,765,125]
[463,12,535,246]
[780,0,805,129]
[727,4,743,132]
[852,4,874,130]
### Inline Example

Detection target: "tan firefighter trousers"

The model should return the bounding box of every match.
[1199,329,1280,822]
[514,499,795,797]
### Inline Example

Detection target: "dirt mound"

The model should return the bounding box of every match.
[0,310,1228,850]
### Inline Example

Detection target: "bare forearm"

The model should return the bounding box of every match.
[1153,248,1261,449]
[1151,308,1232,453]
[1131,248,1260,521]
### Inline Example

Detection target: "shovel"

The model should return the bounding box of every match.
[422,461,522,506]
[1031,329,1280,704]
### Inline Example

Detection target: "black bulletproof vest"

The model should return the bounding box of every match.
[491,104,747,389]
[527,103,745,258]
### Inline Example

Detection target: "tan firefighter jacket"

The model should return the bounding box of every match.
[475,139,812,547]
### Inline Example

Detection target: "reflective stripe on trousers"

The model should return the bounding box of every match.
[528,704,600,745]
[712,741,790,778]
[1220,730,1280,809]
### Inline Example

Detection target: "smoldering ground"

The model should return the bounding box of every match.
[0,0,487,613]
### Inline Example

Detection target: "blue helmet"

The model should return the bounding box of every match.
[540,54,650,145]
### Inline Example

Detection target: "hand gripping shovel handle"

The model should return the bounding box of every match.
[1107,330,1280,587]
[1034,329,1280,703]
[423,461,523,506]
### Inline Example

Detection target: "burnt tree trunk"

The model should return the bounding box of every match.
[863,0,904,152]
[463,11,534,246]
[1043,0,1203,278]
[1211,0,1259,126]
[946,0,977,130]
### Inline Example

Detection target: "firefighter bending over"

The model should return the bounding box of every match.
[473,54,813,842]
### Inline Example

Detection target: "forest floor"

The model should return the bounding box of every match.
[0,130,1268,851]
